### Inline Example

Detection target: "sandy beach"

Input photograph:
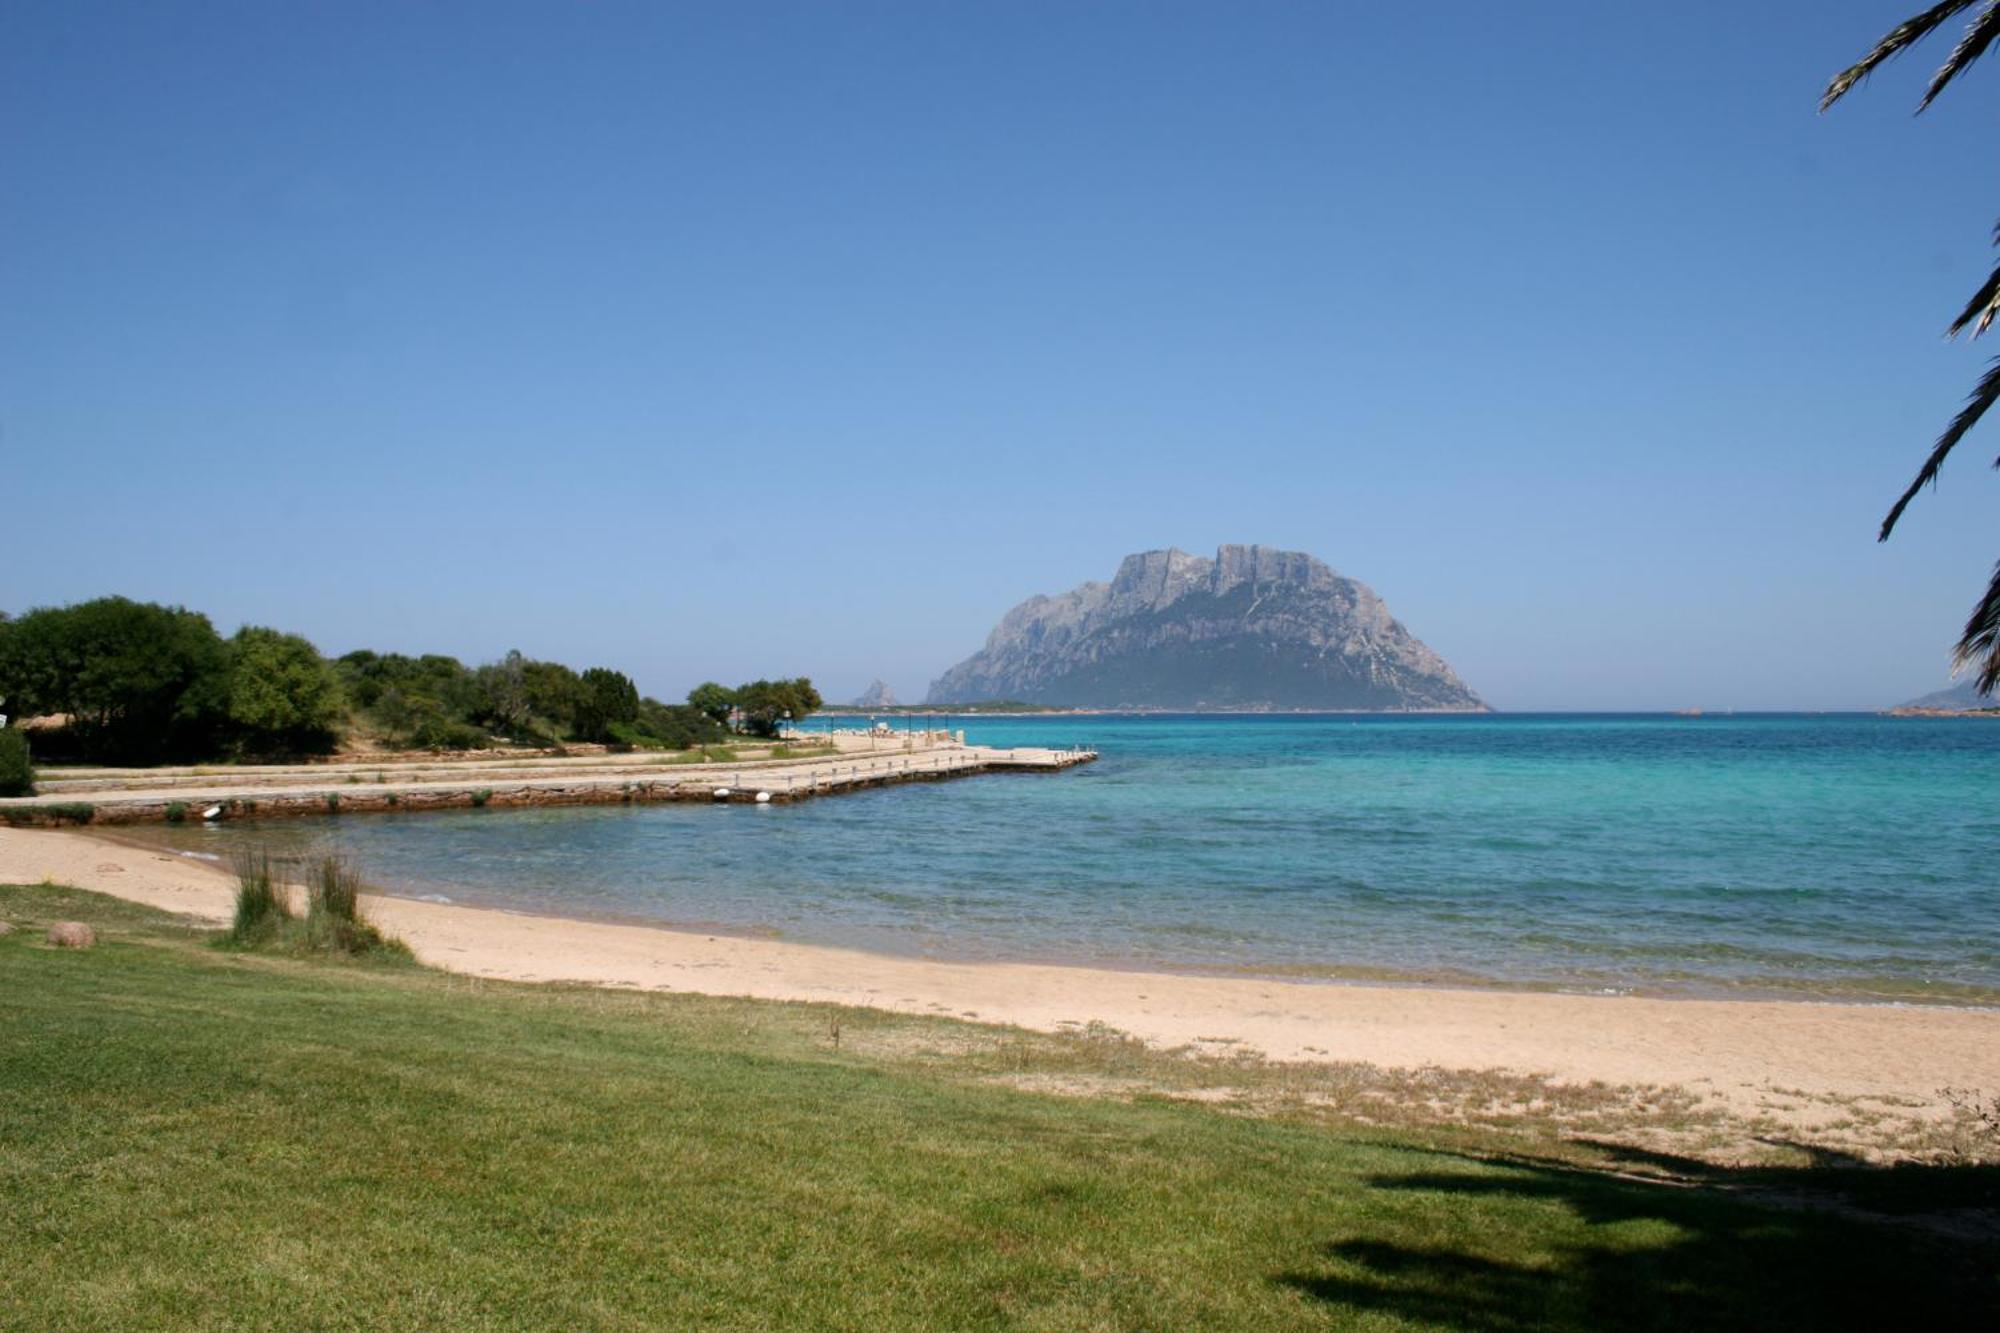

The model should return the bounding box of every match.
[7,824,1998,1142]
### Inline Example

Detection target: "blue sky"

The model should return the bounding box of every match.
[5,1,1997,710]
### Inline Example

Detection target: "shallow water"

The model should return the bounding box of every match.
[138,714,2000,1001]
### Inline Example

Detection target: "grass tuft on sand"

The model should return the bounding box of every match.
[222,849,411,962]
[0,882,1994,1329]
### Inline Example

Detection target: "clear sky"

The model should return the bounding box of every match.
[5,1,1997,710]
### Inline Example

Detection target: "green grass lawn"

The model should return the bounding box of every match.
[2,883,1994,1330]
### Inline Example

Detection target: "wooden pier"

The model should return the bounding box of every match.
[0,738,1098,827]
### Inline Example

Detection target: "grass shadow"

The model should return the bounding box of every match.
[1274,1142,2000,1330]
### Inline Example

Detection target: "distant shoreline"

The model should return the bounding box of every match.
[822,706,1496,717]
[824,706,1971,718]
[1881,706,2000,718]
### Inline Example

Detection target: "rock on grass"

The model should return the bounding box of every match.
[46,922,95,948]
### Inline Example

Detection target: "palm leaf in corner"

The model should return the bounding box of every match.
[1824,3,2000,693]
[1956,563,2000,692]
[1878,357,2000,541]
[1919,1,2000,107]
[1821,1,1980,109]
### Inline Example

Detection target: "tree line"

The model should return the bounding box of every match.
[0,595,820,767]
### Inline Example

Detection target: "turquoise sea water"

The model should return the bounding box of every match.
[152,715,2000,1001]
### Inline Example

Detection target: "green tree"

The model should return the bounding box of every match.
[226,627,344,755]
[574,668,641,743]
[687,681,736,726]
[0,726,32,797]
[521,659,585,732]
[475,650,532,734]
[372,685,419,745]
[1825,4,2000,691]
[0,597,229,762]
[732,677,822,738]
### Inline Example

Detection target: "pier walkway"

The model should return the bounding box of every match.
[0,736,1097,827]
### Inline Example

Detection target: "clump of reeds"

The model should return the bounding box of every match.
[303,854,409,959]
[223,847,410,961]
[229,848,291,944]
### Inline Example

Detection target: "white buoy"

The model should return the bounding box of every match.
[712,787,732,801]
[754,791,772,804]
[201,805,223,821]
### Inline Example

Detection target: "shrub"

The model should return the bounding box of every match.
[309,854,360,923]
[303,855,406,957]
[229,849,289,944]
[407,714,485,752]
[470,788,492,808]
[224,625,343,756]
[604,721,663,750]
[323,792,341,813]
[165,801,187,824]
[0,728,32,797]
[574,668,641,743]
[637,699,728,750]
[3,802,96,826]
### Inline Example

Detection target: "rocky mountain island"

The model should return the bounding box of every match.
[1888,680,1984,712]
[850,679,899,708]
[927,545,1485,711]
[1892,680,1994,713]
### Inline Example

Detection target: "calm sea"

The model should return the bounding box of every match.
[144,714,2000,1001]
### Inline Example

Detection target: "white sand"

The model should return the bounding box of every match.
[7,825,1998,1128]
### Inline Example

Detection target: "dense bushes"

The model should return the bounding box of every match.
[607,702,726,751]
[334,650,730,751]
[0,728,33,797]
[1,595,815,762]
[0,598,347,763]
[0,598,232,763]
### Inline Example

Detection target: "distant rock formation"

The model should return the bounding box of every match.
[1895,680,1991,711]
[926,545,1485,711]
[851,679,899,708]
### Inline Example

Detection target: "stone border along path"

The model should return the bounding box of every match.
[0,737,1098,827]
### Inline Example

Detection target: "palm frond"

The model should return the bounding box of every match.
[1950,560,2000,692]
[1946,258,2000,338]
[1879,355,2000,539]
[1822,0,1980,109]
[1920,0,2000,108]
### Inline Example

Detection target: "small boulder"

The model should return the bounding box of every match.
[46,922,95,949]
[0,921,14,936]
